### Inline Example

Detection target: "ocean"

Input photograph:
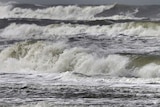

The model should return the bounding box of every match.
[1,2,160,107]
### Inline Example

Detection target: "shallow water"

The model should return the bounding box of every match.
[1,73,160,107]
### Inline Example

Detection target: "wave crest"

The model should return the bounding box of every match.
[0,3,114,20]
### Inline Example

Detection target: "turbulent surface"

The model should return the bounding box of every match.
[1,2,160,107]
[2,3,160,20]
[1,73,160,107]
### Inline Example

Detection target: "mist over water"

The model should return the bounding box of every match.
[1,2,160,107]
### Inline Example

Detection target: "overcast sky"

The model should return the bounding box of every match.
[1,0,160,5]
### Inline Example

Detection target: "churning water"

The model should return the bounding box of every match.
[1,2,160,107]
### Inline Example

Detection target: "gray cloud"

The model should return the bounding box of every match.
[0,0,160,5]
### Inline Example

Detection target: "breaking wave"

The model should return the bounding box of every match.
[0,2,160,79]
[1,3,160,20]
[0,41,160,78]
[0,2,114,20]
[0,41,129,76]
[1,21,160,40]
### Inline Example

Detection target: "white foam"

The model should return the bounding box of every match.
[0,41,130,76]
[0,3,115,20]
[0,2,13,18]
[1,41,160,78]
[136,63,160,78]
[0,2,155,20]
[1,22,160,40]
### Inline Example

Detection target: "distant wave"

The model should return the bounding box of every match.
[0,3,160,20]
[0,2,114,20]
[96,4,160,19]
